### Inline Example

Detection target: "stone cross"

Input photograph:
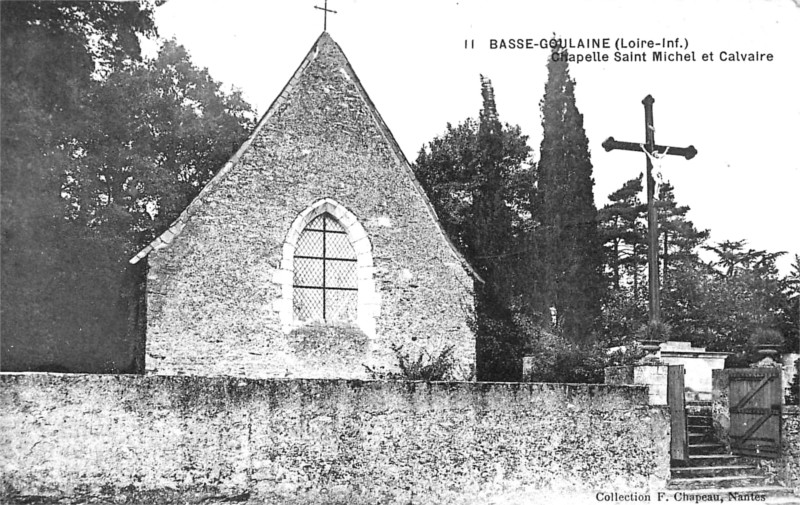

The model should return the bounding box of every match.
[602,95,696,342]
[314,0,337,31]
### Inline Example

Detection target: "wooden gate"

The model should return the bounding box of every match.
[729,368,782,458]
[668,364,688,461]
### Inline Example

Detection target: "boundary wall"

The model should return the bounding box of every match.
[1,374,670,504]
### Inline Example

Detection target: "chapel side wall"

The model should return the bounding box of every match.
[145,38,475,379]
[1,374,670,503]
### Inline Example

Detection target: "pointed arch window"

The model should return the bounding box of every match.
[293,212,358,322]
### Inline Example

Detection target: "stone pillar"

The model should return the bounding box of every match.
[781,353,799,399]
[711,369,730,451]
[605,364,669,405]
[521,357,535,382]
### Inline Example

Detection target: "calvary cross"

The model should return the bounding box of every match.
[314,0,337,31]
[602,95,697,336]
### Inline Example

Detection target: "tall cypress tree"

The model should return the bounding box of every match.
[470,76,514,282]
[536,46,603,343]
[471,77,521,380]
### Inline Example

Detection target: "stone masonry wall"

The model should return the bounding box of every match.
[1,374,670,504]
[712,369,731,450]
[781,406,800,488]
[145,34,475,380]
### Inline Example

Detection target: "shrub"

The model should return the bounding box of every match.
[523,330,644,384]
[635,320,672,342]
[365,344,463,381]
[748,327,785,347]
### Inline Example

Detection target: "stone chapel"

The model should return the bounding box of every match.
[129,32,478,380]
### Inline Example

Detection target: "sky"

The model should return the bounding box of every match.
[153,0,799,274]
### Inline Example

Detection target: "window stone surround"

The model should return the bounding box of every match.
[274,198,378,337]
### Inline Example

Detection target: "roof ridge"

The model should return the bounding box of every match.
[325,37,482,282]
[129,32,481,282]
[130,33,328,264]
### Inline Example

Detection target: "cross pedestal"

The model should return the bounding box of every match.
[605,341,729,405]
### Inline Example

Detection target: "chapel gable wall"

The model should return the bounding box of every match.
[145,36,475,379]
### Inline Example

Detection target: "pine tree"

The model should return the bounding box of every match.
[656,180,708,283]
[599,175,647,291]
[0,6,252,372]
[536,46,604,343]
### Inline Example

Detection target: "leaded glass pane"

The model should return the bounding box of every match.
[326,290,358,321]
[296,229,323,256]
[326,260,356,289]
[323,215,344,233]
[325,232,355,260]
[294,257,323,286]
[305,214,326,231]
[294,288,323,321]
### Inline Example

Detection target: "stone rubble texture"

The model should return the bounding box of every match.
[0,374,671,503]
[141,33,476,379]
[781,406,800,489]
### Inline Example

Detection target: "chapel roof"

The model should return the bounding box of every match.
[129,32,480,282]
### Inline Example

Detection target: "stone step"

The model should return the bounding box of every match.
[668,474,771,489]
[688,442,728,455]
[665,486,797,501]
[688,432,714,441]
[686,402,712,413]
[689,454,739,460]
[761,496,800,505]
[671,464,759,478]
[678,454,744,468]
[687,415,712,425]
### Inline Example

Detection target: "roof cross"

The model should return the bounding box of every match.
[314,0,337,31]
[602,95,697,348]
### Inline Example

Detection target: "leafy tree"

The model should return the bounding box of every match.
[662,241,789,359]
[1,4,253,372]
[1,2,156,221]
[785,255,800,352]
[62,39,254,247]
[1,2,156,372]
[414,77,534,380]
[536,46,603,343]
[414,79,532,267]
[413,76,535,305]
